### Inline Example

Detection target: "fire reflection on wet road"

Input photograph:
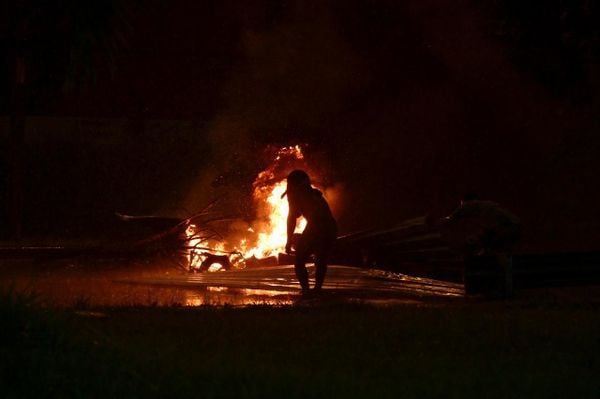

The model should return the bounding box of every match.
[117,265,464,306]
[1,261,463,307]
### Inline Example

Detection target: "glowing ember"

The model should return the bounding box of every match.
[185,223,227,270]
[275,145,303,160]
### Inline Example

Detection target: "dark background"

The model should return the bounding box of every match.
[1,0,598,253]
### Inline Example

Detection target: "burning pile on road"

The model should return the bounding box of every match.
[184,145,314,272]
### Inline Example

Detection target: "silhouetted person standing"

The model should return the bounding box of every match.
[283,170,337,294]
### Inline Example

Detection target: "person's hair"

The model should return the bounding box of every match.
[287,170,311,187]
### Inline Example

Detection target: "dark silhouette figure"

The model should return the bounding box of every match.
[283,170,337,294]
[443,193,521,297]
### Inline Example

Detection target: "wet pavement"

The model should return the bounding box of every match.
[0,259,464,307]
[118,265,465,306]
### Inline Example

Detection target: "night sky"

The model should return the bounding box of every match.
[1,0,599,253]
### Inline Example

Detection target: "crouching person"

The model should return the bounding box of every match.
[443,193,521,298]
[283,170,337,295]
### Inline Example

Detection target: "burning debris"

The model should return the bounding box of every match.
[182,145,323,272]
[116,145,335,274]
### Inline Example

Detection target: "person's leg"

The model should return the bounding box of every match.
[490,229,517,298]
[294,236,311,292]
[294,258,310,292]
[313,253,327,291]
[313,234,334,291]
[496,252,513,298]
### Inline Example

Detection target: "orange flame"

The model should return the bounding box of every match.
[242,179,306,259]
[186,145,308,270]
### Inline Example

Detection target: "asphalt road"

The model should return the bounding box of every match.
[2,257,599,307]
[0,259,464,307]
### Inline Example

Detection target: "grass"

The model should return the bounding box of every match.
[1,288,599,398]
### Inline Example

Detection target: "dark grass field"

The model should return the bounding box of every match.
[2,284,599,398]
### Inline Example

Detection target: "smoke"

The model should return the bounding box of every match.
[181,1,363,224]
[180,0,600,252]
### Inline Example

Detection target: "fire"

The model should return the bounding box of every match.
[186,223,228,270]
[242,180,306,259]
[186,145,309,271]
